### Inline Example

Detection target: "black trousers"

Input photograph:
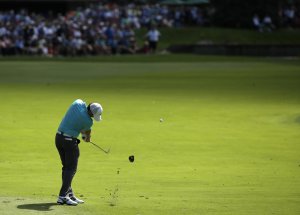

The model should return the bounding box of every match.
[55,133,80,197]
[149,41,157,51]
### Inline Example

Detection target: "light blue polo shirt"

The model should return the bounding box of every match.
[58,99,93,137]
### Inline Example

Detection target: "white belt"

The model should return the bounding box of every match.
[57,131,73,138]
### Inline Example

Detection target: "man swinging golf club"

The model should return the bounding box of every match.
[55,99,103,206]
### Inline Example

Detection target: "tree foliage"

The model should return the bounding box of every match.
[211,0,286,27]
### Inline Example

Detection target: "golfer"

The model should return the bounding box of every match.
[55,99,103,205]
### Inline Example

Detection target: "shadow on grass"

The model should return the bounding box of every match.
[17,203,57,211]
[295,116,300,124]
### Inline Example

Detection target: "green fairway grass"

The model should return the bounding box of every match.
[0,56,299,215]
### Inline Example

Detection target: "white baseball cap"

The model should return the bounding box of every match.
[89,103,103,121]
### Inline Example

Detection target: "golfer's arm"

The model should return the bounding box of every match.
[81,129,91,135]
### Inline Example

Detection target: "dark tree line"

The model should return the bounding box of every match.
[211,0,296,27]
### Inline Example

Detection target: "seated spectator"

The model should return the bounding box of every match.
[129,37,138,53]
[15,36,25,55]
[0,36,5,55]
[38,36,48,56]
[27,39,39,55]
[0,25,8,37]
[94,34,110,55]
[1,36,14,55]
[137,40,150,54]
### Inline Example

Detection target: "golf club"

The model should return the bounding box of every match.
[89,141,110,154]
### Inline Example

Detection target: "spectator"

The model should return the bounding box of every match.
[1,36,14,55]
[284,6,296,28]
[38,36,48,56]
[137,40,150,54]
[105,23,118,54]
[146,25,161,53]
[174,8,182,28]
[263,15,275,32]
[94,33,110,55]
[190,6,202,25]
[15,36,24,55]
[253,14,263,32]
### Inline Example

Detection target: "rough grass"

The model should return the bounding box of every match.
[0,57,299,215]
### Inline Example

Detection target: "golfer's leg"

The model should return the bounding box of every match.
[55,134,66,195]
[59,140,79,196]
[70,145,79,194]
[55,134,66,166]
[68,145,80,196]
[67,171,76,195]
[67,187,73,195]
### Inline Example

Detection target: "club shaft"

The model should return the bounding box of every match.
[90,141,109,154]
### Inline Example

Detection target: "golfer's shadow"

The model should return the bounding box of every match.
[17,202,57,211]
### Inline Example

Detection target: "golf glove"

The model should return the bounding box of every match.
[82,134,91,142]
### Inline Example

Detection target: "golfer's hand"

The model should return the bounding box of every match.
[82,135,91,142]
[85,135,91,142]
[81,129,91,142]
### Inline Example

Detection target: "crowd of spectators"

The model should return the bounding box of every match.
[0,3,208,56]
[252,5,299,32]
[1,2,299,57]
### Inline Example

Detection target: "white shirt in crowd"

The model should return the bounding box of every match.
[253,15,260,27]
[147,29,161,42]
[0,27,7,36]
[263,16,272,25]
